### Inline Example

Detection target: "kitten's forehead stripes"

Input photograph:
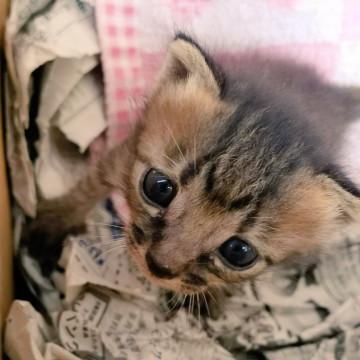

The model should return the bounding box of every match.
[179,161,199,186]
[238,201,262,231]
[179,151,221,187]
[204,162,217,194]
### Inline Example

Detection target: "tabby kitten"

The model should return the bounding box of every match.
[24,33,360,296]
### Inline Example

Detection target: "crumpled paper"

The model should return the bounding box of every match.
[5,0,105,214]
[5,204,234,360]
[6,202,360,359]
[4,0,360,359]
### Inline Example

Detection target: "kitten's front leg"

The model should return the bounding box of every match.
[21,140,132,274]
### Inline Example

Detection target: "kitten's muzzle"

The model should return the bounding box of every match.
[145,251,177,279]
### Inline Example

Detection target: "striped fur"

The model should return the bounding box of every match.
[25,34,360,294]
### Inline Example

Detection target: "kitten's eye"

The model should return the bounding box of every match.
[218,236,257,269]
[142,169,177,207]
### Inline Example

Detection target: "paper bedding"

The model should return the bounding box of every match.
[4,0,360,359]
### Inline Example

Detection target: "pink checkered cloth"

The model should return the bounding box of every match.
[94,0,360,220]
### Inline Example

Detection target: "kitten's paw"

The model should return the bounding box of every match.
[21,201,86,276]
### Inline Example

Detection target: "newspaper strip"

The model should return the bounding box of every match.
[5,200,360,359]
[5,0,104,215]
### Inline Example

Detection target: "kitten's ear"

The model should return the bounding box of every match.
[320,165,360,221]
[322,165,360,199]
[157,33,225,96]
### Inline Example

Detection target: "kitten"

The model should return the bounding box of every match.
[23,33,360,298]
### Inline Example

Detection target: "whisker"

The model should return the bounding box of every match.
[196,292,201,324]
[191,294,195,317]
[89,238,126,246]
[167,293,178,306]
[171,294,185,319]
[99,242,128,249]
[96,241,127,249]
[163,154,178,167]
[202,291,210,318]
[174,294,186,315]
[167,292,178,305]
[188,294,191,316]
[191,294,195,316]
[88,222,124,229]
[174,295,183,312]
[89,245,123,253]
[163,121,186,162]
[180,294,187,313]
[193,135,197,173]
[187,294,191,317]
[165,294,181,314]
[78,238,126,250]
[100,244,128,255]
[207,289,218,305]
[92,235,125,241]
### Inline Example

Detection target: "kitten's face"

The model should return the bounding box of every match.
[122,35,360,293]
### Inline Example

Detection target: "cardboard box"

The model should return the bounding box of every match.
[0,0,13,356]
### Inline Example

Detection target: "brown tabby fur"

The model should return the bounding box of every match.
[24,33,360,295]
